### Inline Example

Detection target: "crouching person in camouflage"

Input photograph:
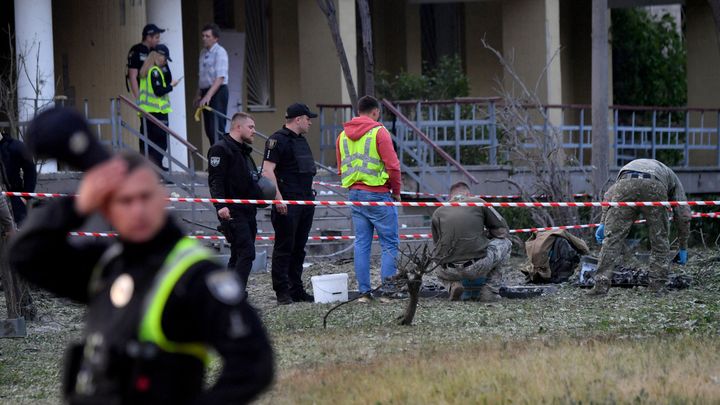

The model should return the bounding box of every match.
[590,158,691,296]
[431,182,512,301]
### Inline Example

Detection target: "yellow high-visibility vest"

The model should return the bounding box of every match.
[137,237,213,365]
[138,66,171,114]
[338,126,389,188]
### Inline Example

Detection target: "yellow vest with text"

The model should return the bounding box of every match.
[138,66,171,114]
[338,126,389,188]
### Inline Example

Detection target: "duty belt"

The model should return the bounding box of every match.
[619,171,654,180]
[445,258,478,269]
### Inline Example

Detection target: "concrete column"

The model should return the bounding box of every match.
[501,0,563,105]
[14,0,57,172]
[298,0,357,155]
[591,0,610,195]
[147,0,189,170]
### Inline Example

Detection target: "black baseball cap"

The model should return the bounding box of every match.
[143,24,165,37]
[155,44,172,62]
[286,103,318,119]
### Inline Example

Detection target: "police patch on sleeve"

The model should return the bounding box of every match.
[206,271,245,305]
[210,156,221,167]
[266,138,277,150]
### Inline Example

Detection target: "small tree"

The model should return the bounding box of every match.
[481,39,580,228]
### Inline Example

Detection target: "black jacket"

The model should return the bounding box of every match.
[208,134,261,217]
[0,134,37,194]
[9,198,274,404]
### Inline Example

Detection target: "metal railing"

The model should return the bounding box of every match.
[318,99,720,170]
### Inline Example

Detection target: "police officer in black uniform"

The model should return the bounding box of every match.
[208,112,264,293]
[0,131,37,225]
[127,24,165,100]
[262,103,317,305]
[10,107,274,404]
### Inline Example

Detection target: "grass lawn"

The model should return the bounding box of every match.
[1,251,719,404]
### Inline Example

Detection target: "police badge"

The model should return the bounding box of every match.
[210,156,221,167]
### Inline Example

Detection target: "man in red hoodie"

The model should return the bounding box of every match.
[336,96,403,301]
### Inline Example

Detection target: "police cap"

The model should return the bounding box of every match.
[155,44,172,62]
[25,107,111,171]
[285,103,318,119]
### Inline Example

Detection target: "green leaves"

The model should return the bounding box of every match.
[375,55,470,101]
[611,8,687,107]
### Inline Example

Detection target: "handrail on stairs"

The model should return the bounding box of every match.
[118,95,206,163]
[380,98,479,185]
[199,105,340,176]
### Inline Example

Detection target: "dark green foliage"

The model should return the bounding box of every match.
[611,8,686,107]
[376,55,469,101]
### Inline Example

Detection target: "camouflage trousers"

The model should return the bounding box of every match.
[597,178,670,283]
[436,238,512,286]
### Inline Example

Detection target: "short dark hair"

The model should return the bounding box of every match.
[449,181,470,195]
[201,23,221,39]
[231,112,254,124]
[357,96,380,114]
[118,150,155,175]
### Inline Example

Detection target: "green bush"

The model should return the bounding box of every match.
[376,55,469,101]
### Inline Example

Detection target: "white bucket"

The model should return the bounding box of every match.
[310,273,348,304]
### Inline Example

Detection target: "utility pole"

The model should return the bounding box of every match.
[591,0,610,197]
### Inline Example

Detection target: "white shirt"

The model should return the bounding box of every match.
[199,43,229,89]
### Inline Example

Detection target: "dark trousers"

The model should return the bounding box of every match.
[270,204,315,295]
[201,85,228,146]
[139,112,169,170]
[9,196,27,225]
[224,213,258,290]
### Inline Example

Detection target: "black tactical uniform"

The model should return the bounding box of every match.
[208,134,262,290]
[0,133,37,224]
[9,198,274,404]
[126,43,150,91]
[264,126,316,302]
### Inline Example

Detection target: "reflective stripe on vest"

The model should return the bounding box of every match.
[338,126,389,188]
[138,65,171,114]
[138,238,214,365]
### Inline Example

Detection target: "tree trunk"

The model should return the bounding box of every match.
[591,0,610,198]
[2,237,36,320]
[398,277,421,326]
[316,0,359,111]
[357,0,374,97]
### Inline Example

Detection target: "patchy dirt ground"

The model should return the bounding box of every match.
[1,248,719,403]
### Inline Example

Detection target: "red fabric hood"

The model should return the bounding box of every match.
[342,116,382,140]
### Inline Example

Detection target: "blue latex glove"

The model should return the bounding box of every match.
[595,224,605,244]
[674,249,688,265]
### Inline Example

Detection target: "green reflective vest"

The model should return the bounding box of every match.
[338,126,389,188]
[137,237,213,365]
[138,65,171,114]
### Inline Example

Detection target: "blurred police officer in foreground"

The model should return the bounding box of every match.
[591,158,691,296]
[208,112,263,294]
[262,103,317,305]
[10,107,273,404]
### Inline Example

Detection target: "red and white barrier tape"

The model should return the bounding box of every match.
[312,181,588,200]
[167,197,720,208]
[6,191,720,209]
[67,212,717,241]
[2,191,69,198]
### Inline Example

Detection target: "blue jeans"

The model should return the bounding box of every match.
[349,189,399,293]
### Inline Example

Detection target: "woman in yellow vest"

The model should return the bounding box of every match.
[138,44,180,170]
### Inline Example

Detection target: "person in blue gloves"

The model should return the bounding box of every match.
[591,159,691,295]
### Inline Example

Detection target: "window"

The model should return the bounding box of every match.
[245,0,272,109]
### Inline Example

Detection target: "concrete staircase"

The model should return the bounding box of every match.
[36,171,434,266]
